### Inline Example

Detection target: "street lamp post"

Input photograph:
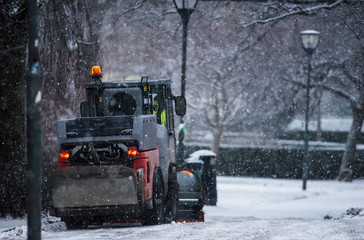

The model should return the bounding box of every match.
[300,30,320,190]
[174,0,198,167]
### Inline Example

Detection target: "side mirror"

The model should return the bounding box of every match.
[174,96,186,116]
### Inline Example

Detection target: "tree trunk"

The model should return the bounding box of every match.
[212,125,223,156]
[337,108,364,181]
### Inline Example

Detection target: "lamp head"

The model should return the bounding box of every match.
[300,30,320,54]
[173,0,198,10]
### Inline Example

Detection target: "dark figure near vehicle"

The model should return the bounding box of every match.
[200,156,217,206]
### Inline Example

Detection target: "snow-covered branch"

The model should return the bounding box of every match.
[242,0,343,27]
[113,0,146,19]
[285,77,358,108]
[0,45,26,55]
[76,40,100,45]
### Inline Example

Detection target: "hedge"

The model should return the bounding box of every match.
[185,144,364,180]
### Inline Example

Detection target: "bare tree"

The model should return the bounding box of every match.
[99,1,178,81]
[332,1,364,181]
[186,1,306,154]
[286,1,364,181]
[38,0,112,204]
[0,0,27,217]
[189,63,247,155]
[99,0,345,157]
[315,58,364,181]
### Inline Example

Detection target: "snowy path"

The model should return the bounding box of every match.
[1,176,364,240]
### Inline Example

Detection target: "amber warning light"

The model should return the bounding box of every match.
[91,66,102,76]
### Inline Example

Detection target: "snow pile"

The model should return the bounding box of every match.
[41,215,67,233]
[0,213,67,239]
[341,208,364,220]
[0,225,27,239]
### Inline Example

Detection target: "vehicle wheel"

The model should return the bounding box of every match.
[142,172,165,225]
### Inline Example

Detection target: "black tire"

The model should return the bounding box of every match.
[142,171,165,225]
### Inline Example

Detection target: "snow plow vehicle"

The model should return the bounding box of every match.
[49,66,192,228]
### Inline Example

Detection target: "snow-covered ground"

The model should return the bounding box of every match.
[1,176,363,240]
